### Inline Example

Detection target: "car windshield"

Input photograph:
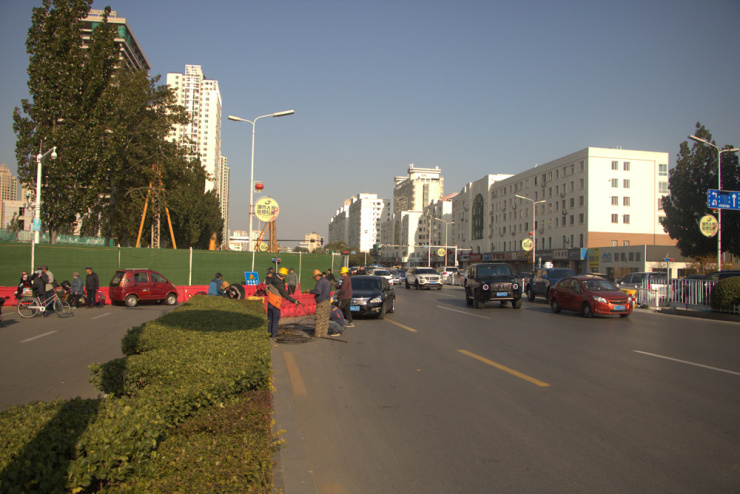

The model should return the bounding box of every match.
[478,265,512,277]
[416,269,438,275]
[551,269,575,278]
[352,279,382,291]
[374,270,390,276]
[582,279,618,291]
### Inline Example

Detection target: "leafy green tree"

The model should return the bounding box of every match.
[13,0,119,241]
[661,123,740,258]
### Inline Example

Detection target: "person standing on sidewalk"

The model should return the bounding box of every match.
[268,267,301,338]
[308,269,331,337]
[85,267,99,309]
[335,267,354,328]
[286,267,298,295]
[70,272,84,308]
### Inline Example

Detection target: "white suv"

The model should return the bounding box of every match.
[437,266,459,284]
[371,269,394,284]
[405,267,442,290]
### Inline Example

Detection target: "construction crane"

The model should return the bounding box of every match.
[136,165,177,249]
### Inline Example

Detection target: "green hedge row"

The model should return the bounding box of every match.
[0,296,275,493]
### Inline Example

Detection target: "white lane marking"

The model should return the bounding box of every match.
[20,331,57,343]
[92,313,111,320]
[436,306,490,319]
[634,350,740,377]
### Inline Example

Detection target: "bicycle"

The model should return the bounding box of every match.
[17,291,72,319]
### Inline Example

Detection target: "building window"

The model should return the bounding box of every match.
[629,252,634,261]
[624,162,631,171]
[659,164,668,176]
[579,234,584,247]
[579,213,584,224]
[659,182,669,193]
[580,178,585,189]
[611,179,618,188]
[570,198,575,208]
[658,198,664,211]
[472,194,484,240]
[623,197,630,206]
[612,161,618,170]
[611,214,618,223]
[570,215,574,225]
[623,179,630,189]
[611,196,618,206]
[623,214,630,224]
[580,161,585,171]
[611,240,618,247]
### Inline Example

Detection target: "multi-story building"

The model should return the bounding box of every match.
[218,156,230,246]
[328,194,390,252]
[166,65,222,193]
[392,164,444,214]
[298,232,324,253]
[81,10,150,72]
[0,164,18,203]
[451,147,672,272]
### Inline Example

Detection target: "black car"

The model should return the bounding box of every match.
[335,275,395,319]
[464,263,523,309]
[527,267,576,301]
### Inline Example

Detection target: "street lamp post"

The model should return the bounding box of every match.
[434,217,455,256]
[31,145,57,271]
[228,110,294,269]
[689,135,740,272]
[515,194,545,272]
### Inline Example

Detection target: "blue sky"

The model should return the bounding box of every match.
[1,0,739,245]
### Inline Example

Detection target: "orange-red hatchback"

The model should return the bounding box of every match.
[109,269,178,307]
[549,275,632,318]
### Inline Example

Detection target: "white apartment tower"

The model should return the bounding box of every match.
[0,164,18,203]
[218,156,230,245]
[393,164,444,214]
[329,194,390,252]
[166,65,222,193]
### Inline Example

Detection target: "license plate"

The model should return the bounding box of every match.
[614,305,625,311]
[350,305,359,312]
[496,292,508,297]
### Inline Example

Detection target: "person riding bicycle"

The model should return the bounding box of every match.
[28,267,47,299]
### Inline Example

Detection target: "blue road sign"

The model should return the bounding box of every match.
[707,189,740,210]
[244,271,260,285]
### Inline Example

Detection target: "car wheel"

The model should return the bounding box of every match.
[125,294,138,307]
[475,293,485,310]
[465,288,473,306]
[377,301,386,319]
[164,293,178,305]
[527,288,535,302]
[513,298,522,309]
[405,281,410,289]
[415,280,420,290]
[225,283,245,299]
[581,302,593,318]
[387,297,395,313]
[551,298,561,314]
[619,313,630,318]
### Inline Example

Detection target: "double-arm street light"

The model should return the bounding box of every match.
[434,217,455,251]
[515,194,546,272]
[31,144,57,271]
[689,135,740,272]
[228,110,294,263]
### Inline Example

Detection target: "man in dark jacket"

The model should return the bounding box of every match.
[308,269,332,337]
[85,267,100,308]
[267,268,301,338]
[335,267,354,327]
[208,273,225,296]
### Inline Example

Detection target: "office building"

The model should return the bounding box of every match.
[218,156,230,246]
[81,10,150,72]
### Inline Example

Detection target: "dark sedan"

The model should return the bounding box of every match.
[549,275,633,318]
[335,275,395,319]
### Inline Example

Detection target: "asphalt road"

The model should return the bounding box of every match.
[0,301,179,411]
[272,285,740,494]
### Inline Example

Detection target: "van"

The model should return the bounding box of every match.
[109,269,178,307]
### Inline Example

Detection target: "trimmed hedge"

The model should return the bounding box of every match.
[0,296,275,493]
[710,276,740,311]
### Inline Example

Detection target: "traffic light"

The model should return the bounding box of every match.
[372,243,379,255]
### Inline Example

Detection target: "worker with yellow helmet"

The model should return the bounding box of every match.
[267,266,301,338]
[335,266,354,327]
[308,269,332,337]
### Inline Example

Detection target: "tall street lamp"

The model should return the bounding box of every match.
[515,194,545,272]
[689,135,740,272]
[228,110,294,261]
[434,218,455,260]
[31,145,57,271]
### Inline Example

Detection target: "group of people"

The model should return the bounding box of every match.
[263,266,355,339]
[15,266,100,311]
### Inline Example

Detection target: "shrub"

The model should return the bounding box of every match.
[710,276,740,311]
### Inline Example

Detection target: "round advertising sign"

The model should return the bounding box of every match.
[437,248,446,257]
[259,242,269,252]
[254,197,279,223]
[522,238,534,251]
[699,214,718,237]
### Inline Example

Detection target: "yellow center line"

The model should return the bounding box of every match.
[282,351,307,395]
[458,349,551,387]
[384,318,418,333]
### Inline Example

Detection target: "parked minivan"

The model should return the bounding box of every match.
[109,269,178,307]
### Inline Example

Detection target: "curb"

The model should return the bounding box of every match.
[656,307,740,323]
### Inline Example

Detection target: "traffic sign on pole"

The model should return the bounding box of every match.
[707,189,740,210]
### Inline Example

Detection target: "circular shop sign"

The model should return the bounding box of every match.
[254,197,279,223]
[522,238,534,251]
[437,248,446,257]
[259,242,269,252]
[699,214,718,237]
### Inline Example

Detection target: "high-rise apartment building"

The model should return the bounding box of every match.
[81,10,150,72]
[0,164,18,203]
[328,194,390,252]
[393,164,444,214]
[166,65,222,193]
[218,156,230,246]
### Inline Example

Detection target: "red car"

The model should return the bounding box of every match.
[549,275,632,318]
[109,269,178,307]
